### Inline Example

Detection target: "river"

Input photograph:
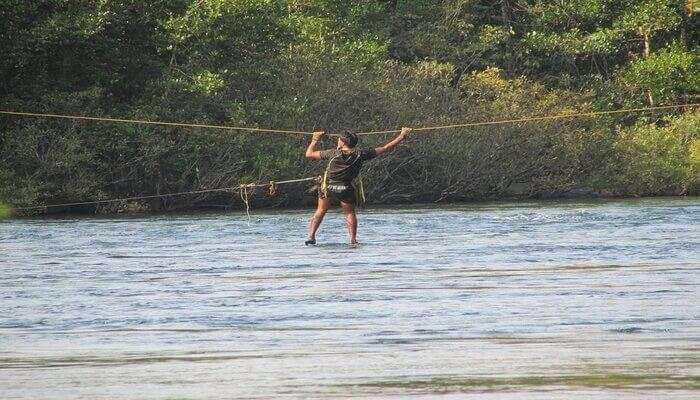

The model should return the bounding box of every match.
[1,197,698,399]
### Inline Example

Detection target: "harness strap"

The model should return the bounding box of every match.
[355,175,365,205]
[320,153,339,197]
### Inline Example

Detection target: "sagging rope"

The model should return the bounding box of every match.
[239,184,253,223]
[14,176,319,213]
[1,103,697,137]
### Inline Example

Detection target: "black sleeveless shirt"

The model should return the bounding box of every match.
[319,148,377,184]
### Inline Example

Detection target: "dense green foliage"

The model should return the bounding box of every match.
[1,0,698,214]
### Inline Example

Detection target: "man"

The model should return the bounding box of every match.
[304,127,412,245]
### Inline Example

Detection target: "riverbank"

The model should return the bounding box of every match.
[4,107,698,218]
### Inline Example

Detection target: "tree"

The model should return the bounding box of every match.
[615,0,682,105]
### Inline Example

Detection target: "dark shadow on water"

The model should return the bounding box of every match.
[337,373,700,392]
[308,242,362,250]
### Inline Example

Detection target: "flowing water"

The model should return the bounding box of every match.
[1,197,698,399]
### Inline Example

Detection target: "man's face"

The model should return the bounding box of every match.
[337,138,343,149]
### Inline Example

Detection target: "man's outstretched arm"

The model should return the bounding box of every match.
[375,127,411,156]
[305,131,325,160]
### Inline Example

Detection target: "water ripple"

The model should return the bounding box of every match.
[1,197,698,399]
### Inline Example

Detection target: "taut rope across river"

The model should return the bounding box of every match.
[1,103,697,136]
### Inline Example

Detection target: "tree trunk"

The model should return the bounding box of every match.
[642,32,654,106]
[386,0,399,59]
[500,0,513,74]
[642,32,651,58]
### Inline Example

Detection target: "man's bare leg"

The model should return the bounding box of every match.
[307,197,330,244]
[340,201,358,245]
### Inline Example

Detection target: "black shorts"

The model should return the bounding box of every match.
[318,183,356,204]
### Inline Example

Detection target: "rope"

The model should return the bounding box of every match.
[0,110,312,136]
[1,103,697,137]
[13,177,319,211]
[354,103,700,135]
[239,184,253,223]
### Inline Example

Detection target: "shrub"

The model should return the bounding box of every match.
[607,112,699,195]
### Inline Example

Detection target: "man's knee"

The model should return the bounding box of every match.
[340,202,355,214]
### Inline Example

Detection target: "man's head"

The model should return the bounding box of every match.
[337,129,359,149]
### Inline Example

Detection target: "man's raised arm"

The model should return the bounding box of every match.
[375,127,411,156]
[305,131,325,160]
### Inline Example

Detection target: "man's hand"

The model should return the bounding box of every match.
[312,131,325,141]
[306,131,325,160]
[375,126,412,157]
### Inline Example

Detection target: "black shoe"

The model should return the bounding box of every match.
[305,239,316,246]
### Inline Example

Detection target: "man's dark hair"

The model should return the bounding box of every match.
[341,129,359,148]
